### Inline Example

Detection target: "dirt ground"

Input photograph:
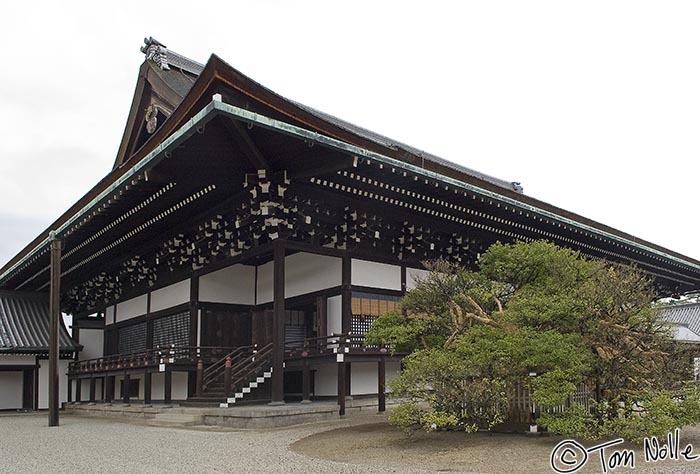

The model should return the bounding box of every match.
[291,420,700,473]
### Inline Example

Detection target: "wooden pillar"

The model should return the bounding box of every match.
[48,235,62,426]
[195,359,203,398]
[89,378,96,404]
[66,378,73,404]
[401,265,407,294]
[337,357,346,416]
[189,275,200,348]
[378,356,386,412]
[341,255,352,335]
[164,368,172,405]
[23,369,35,410]
[104,376,114,404]
[75,379,82,403]
[143,372,152,405]
[122,373,131,405]
[301,358,311,403]
[270,240,285,404]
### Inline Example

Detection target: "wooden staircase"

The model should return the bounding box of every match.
[188,343,273,406]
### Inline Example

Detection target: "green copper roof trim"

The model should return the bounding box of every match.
[0,101,218,285]
[211,100,700,273]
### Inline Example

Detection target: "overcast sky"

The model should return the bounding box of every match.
[1,1,699,267]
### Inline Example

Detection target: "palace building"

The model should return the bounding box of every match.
[2,38,700,415]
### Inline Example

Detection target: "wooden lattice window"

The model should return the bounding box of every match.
[153,311,190,348]
[117,322,147,354]
[351,292,401,335]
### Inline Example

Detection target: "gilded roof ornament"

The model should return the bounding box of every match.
[140,37,170,71]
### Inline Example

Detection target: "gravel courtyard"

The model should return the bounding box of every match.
[3,413,700,474]
[0,413,433,474]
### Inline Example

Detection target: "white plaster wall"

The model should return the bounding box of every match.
[78,328,104,361]
[0,355,35,365]
[326,295,342,336]
[150,279,190,312]
[406,267,431,290]
[351,259,401,290]
[350,361,401,395]
[105,306,115,325]
[200,264,255,305]
[257,254,343,305]
[172,372,189,400]
[350,362,378,395]
[285,253,342,298]
[313,364,337,396]
[37,359,70,409]
[0,372,23,409]
[256,261,273,305]
[113,371,189,402]
[116,294,148,322]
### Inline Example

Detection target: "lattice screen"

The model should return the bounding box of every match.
[153,311,190,348]
[117,322,147,354]
[350,292,400,335]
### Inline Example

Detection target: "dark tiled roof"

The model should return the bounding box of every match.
[660,303,700,341]
[291,101,524,193]
[0,291,79,354]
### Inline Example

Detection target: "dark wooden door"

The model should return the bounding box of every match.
[201,309,252,347]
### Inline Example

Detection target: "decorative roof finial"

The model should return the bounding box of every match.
[140,37,170,71]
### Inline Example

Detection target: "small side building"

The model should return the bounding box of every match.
[0,291,79,410]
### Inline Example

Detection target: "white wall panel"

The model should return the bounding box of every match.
[200,264,255,305]
[37,360,69,409]
[105,306,115,325]
[0,372,23,409]
[406,267,431,290]
[0,355,35,365]
[116,294,148,322]
[327,295,342,336]
[78,328,103,361]
[150,279,190,312]
[313,364,337,396]
[285,253,341,298]
[351,259,401,290]
[256,261,273,305]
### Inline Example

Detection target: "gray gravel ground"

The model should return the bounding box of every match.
[0,413,437,474]
[1,413,699,474]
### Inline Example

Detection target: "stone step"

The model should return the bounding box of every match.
[148,413,204,426]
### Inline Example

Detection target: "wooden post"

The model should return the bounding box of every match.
[104,376,113,404]
[224,356,232,398]
[378,356,386,413]
[164,368,172,405]
[270,240,285,404]
[301,357,311,403]
[89,378,96,404]
[341,255,352,334]
[144,372,152,405]
[67,378,72,404]
[123,373,131,405]
[75,379,82,403]
[337,357,346,416]
[195,359,203,398]
[48,235,62,426]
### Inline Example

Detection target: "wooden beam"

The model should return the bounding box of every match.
[48,236,62,426]
[144,372,152,405]
[270,240,286,404]
[341,255,352,334]
[221,117,270,172]
[378,356,386,412]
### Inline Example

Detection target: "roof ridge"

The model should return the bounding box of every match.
[141,37,204,75]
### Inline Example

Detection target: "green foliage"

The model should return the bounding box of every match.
[538,404,601,440]
[388,402,428,434]
[368,240,699,440]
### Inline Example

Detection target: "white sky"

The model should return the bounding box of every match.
[1,1,699,266]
